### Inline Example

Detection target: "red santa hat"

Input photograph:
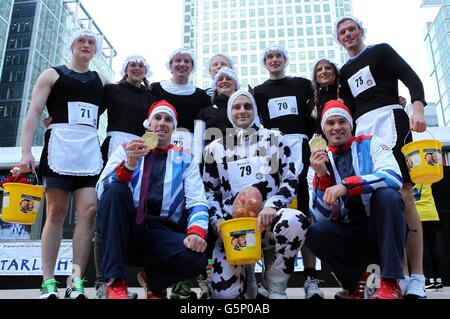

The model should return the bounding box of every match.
[143,100,178,129]
[321,100,353,131]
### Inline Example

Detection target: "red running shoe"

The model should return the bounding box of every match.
[371,279,403,299]
[106,280,132,299]
[147,290,168,300]
[334,272,370,299]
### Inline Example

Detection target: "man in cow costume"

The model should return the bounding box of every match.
[203,89,310,299]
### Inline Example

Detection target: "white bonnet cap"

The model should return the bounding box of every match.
[260,46,289,68]
[333,16,367,42]
[165,48,196,73]
[67,29,103,57]
[211,67,241,91]
[120,55,153,78]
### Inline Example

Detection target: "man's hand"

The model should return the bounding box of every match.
[257,207,277,232]
[20,152,36,173]
[323,184,348,206]
[125,139,149,168]
[310,149,330,178]
[410,101,426,133]
[184,234,207,253]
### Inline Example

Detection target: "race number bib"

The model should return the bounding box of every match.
[171,131,193,151]
[268,96,298,119]
[68,102,98,127]
[348,66,376,97]
[228,157,268,193]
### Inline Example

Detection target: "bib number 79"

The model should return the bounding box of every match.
[240,165,252,177]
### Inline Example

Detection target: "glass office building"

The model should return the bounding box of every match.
[183,0,353,89]
[0,0,14,73]
[422,0,450,126]
[0,0,116,147]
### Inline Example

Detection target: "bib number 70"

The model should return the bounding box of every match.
[278,102,288,111]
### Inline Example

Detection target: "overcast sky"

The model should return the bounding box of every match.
[81,0,440,102]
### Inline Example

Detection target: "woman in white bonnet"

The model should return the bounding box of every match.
[95,54,157,299]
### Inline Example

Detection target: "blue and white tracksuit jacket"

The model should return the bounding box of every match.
[96,144,209,239]
[311,135,403,223]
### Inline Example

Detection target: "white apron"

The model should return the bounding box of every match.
[48,123,103,176]
[355,104,402,150]
[284,133,308,174]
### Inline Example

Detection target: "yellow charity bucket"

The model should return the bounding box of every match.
[220,218,262,265]
[2,175,45,225]
[401,132,444,184]
[288,195,298,209]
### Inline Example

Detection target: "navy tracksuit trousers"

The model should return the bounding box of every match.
[97,183,207,292]
[306,187,406,289]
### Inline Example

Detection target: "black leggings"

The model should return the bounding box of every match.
[422,221,443,279]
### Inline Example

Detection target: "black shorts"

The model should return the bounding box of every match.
[392,109,412,184]
[44,175,98,192]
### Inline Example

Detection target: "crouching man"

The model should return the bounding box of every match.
[96,100,209,299]
[306,100,406,299]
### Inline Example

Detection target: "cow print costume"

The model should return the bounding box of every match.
[203,127,310,299]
